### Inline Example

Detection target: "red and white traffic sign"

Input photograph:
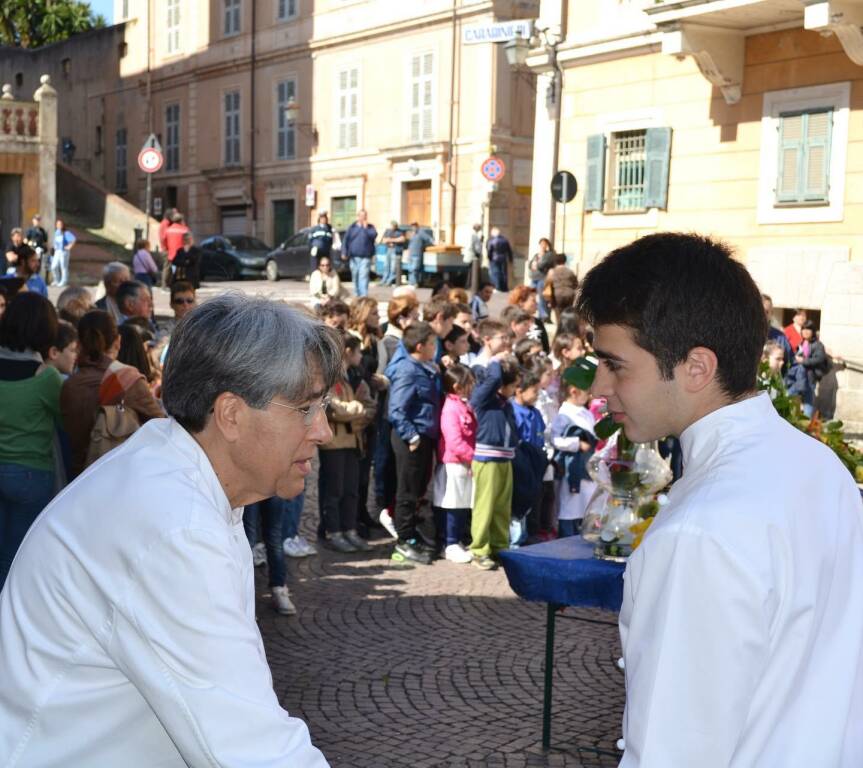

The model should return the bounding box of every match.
[138,147,163,174]
[481,155,506,182]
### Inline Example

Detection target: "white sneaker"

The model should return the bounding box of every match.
[252,542,266,567]
[379,509,397,539]
[271,586,297,615]
[295,536,317,557]
[445,543,473,564]
[282,537,305,558]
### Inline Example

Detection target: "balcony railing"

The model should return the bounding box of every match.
[0,85,40,142]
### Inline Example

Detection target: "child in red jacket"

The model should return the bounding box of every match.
[432,364,477,563]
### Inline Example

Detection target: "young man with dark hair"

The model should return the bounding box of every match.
[386,321,441,564]
[319,299,350,330]
[424,296,457,363]
[576,232,863,766]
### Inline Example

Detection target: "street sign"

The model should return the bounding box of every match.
[153,196,163,216]
[463,20,533,44]
[138,134,163,174]
[305,184,316,207]
[551,170,577,203]
[481,156,506,182]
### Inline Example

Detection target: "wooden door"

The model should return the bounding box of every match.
[404,180,431,225]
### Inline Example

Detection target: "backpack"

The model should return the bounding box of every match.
[85,401,140,468]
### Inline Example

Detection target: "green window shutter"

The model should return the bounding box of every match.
[804,109,831,201]
[777,113,803,203]
[584,134,606,212]
[643,127,672,209]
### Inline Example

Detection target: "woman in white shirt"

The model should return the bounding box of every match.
[309,255,347,307]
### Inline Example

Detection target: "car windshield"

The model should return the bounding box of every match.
[229,236,270,251]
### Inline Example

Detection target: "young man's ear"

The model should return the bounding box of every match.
[46,346,60,363]
[679,346,719,394]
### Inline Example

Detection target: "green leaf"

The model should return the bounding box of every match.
[562,356,597,391]
[595,414,621,440]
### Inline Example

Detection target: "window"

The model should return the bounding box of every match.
[224,91,241,165]
[410,53,433,143]
[167,0,180,54]
[758,82,849,225]
[607,130,646,211]
[95,125,103,156]
[337,68,359,150]
[277,0,297,20]
[584,127,671,214]
[165,104,180,172]
[115,128,127,192]
[776,110,832,204]
[331,196,357,231]
[224,0,241,36]
[276,79,296,160]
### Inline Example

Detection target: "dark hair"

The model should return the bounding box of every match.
[425,296,457,321]
[123,315,156,344]
[801,319,818,334]
[430,280,451,298]
[442,363,475,395]
[551,331,578,361]
[0,292,58,358]
[117,323,153,381]
[452,302,471,317]
[444,325,467,345]
[517,366,542,391]
[170,280,195,303]
[344,334,362,352]
[576,233,767,397]
[514,336,542,365]
[501,306,531,326]
[498,355,520,387]
[77,310,118,363]
[476,281,493,293]
[55,319,78,351]
[116,280,147,313]
[403,321,435,353]
[556,307,586,338]
[320,299,350,319]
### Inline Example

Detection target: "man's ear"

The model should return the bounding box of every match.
[210,392,247,443]
[46,346,60,362]
[679,346,719,394]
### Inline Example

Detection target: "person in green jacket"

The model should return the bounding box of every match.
[0,292,62,589]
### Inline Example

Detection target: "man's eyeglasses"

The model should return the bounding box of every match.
[268,394,332,426]
[172,298,196,305]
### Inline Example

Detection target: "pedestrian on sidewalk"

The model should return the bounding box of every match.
[342,209,377,297]
[50,218,76,287]
[486,227,513,292]
[386,321,441,564]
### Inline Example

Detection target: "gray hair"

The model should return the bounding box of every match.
[162,294,343,433]
[102,261,130,284]
[57,285,92,311]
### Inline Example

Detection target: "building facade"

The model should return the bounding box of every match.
[1,0,538,259]
[527,0,863,430]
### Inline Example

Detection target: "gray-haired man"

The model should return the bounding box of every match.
[0,295,339,766]
[95,260,132,323]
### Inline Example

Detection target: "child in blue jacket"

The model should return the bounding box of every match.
[469,355,519,569]
[386,321,441,565]
[510,365,547,547]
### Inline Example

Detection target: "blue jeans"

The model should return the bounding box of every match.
[408,254,423,287]
[382,249,401,285]
[558,518,582,538]
[532,278,550,321]
[243,498,286,588]
[0,463,55,590]
[282,492,304,539]
[350,256,371,297]
[489,260,508,292]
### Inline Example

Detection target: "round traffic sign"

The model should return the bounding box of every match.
[481,156,506,182]
[138,147,163,174]
[551,170,577,203]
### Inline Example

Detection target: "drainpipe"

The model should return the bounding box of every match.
[250,0,257,236]
[446,0,458,243]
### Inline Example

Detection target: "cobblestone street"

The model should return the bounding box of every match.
[252,461,625,768]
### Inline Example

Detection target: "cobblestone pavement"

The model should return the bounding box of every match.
[253,461,625,768]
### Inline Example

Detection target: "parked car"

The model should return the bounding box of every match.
[199,235,272,280]
[374,225,469,287]
[264,227,347,282]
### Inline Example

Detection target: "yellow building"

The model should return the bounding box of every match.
[2,1,538,257]
[527,0,863,430]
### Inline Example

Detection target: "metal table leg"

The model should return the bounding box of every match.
[542,603,560,750]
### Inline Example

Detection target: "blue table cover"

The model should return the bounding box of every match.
[499,537,625,613]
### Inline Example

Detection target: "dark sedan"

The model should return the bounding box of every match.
[264,227,347,282]
[199,235,272,280]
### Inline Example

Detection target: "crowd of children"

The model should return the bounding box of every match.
[312,281,601,571]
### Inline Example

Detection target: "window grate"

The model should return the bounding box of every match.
[607,130,646,212]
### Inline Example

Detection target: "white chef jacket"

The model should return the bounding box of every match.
[0,418,329,768]
[619,393,863,767]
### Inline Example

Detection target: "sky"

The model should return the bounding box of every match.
[91,0,114,24]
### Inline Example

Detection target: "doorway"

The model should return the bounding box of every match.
[272,199,295,248]
[0,174,23,245]
[404,180,431,225]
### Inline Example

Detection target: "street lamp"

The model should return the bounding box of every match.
[504,33,531,69]
[284,99,318,141]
